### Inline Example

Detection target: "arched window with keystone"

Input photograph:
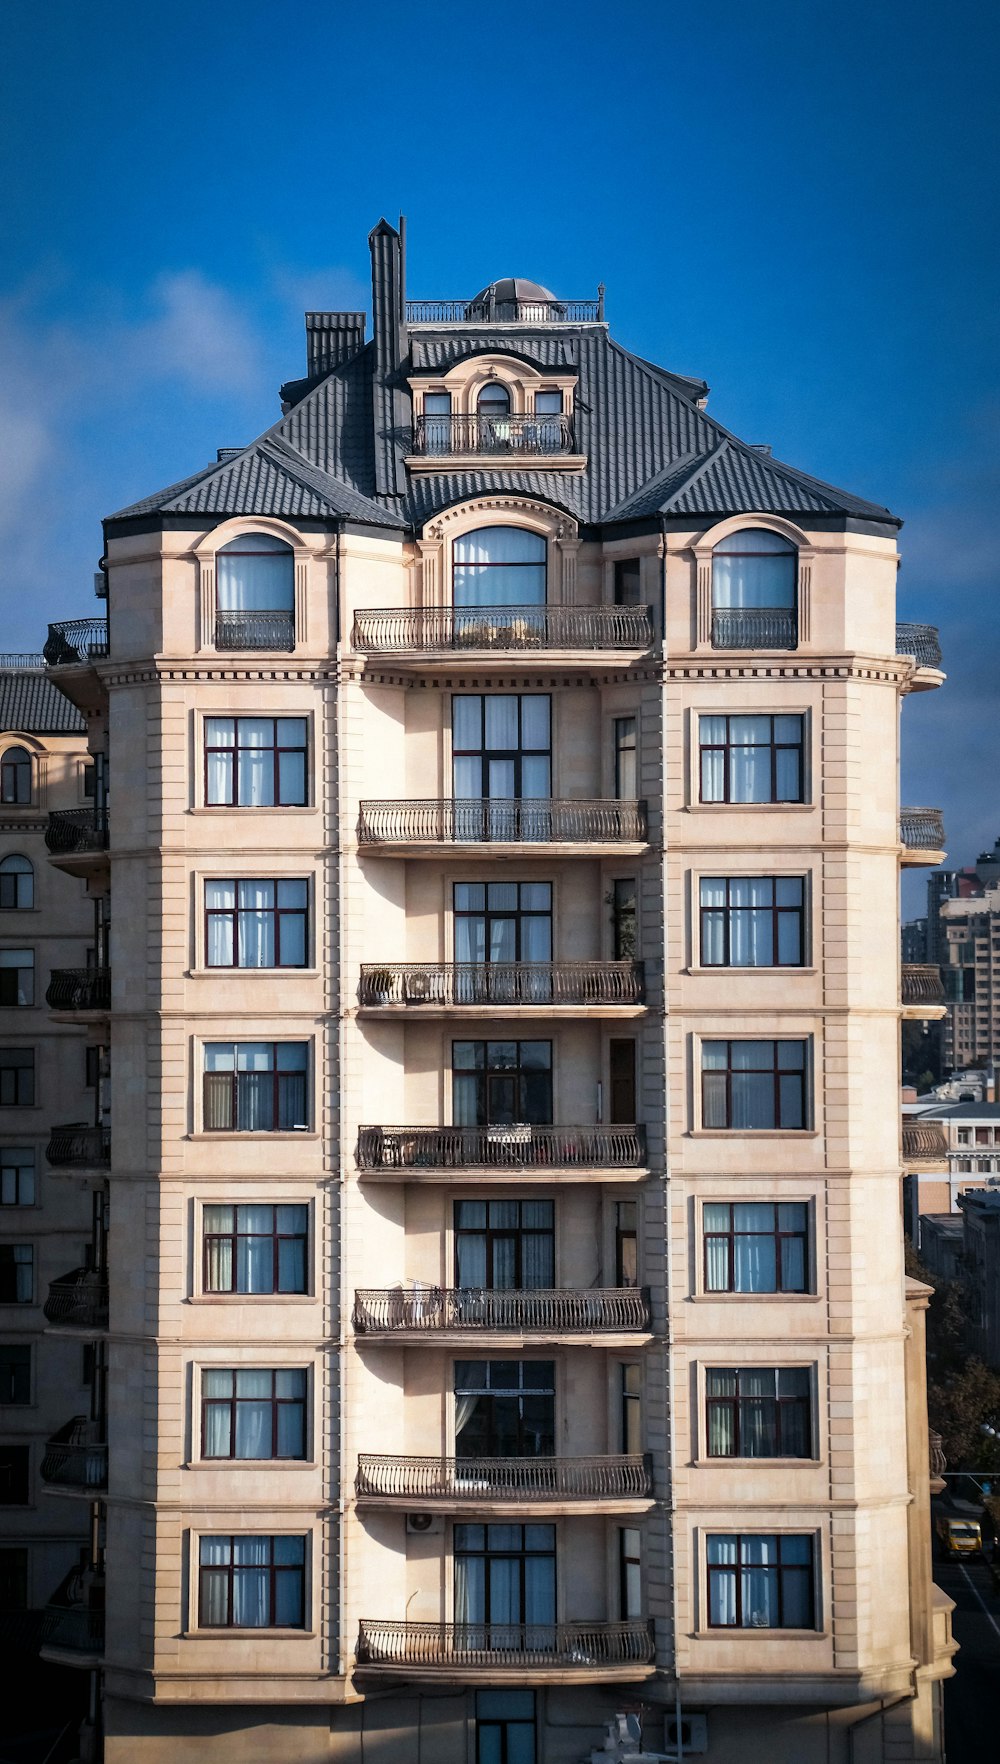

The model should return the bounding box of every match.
[711,528,798,651]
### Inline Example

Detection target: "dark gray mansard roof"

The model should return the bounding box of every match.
[108,313,898,536]
[0,666,86,733]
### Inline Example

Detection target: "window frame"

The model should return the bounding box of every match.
[705,1531,818,1631]
[195,1531,308,1631]
[0,1050,34,1108]
[201,1040,310,1134]
[203,878,310,970]
[453,1358,556,1460]
[695,711,808,808]
[0,857,33,911]
[453,1197,555,1291]
[697,876,807,969]
[451,693,552,804]
[451,1038,553,1128]
[200,1202,311,1299]
[0,1343,32,1404]
[0,1244,34,1306]
[699,1037,811,1132]
[199,1366,309,1462]
[201,716,310,810]
[0,1442,30,1505]
[0,950,35,1007]
[703,1365,815,1460]
[700,1200,813,1298]
[0,748,32,807]
[0,1146,35,1206]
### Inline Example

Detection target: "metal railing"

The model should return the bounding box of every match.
[214,610,295,651]
[357,1123,647,1173]
[405,298,603,325]
[359,962,644,1008]
[357,1454,652,1502]
[43,1272,109,1331]
[39,1604,105,1658]
[895,622,942,670]
[354,1287,651,1335]
[46,1124,111,1169]
[353,605,653,654]
[357,1618,654,1670]
[0,652,44,668]
[412,414,575,456]
[900,808,945,851]
[45,808,109,857]
[43,619,109,666]
[41,1418,108,1491]
[901,964,945,1006]
[46,968,111,1013]
[358,799,648,846]
[711,607,797,650]
[902,1120,948,1163]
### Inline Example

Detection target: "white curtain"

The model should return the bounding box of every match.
[237,881,276,967]
[453,528,546,608]
[206,881,236,966]
[712,532,795,609]
[217,538,293,612]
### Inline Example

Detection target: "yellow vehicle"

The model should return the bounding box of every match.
[935,1515,982,1557]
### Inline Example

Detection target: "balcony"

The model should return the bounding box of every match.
[901,963,947,1020]
[352,605,653,661]
[38,1572,105,1669]
[353,1287,652,1343]
[896,621,944,690]
[44,1271,109,1334]
[46,1123,110,1172]
[357,1123,647,1182]
[358,962,645,1015]
[356,1618,655,1682]
[408,413,581,468]
[214,610,295,652]
[46,967,110,1018]
[40,1417,108,1494]
[358,799,648,852]
[711,607,797,650]
[900,808,946,864]
[43,619,109,666]
[356,1453,652,1513]
[406,297,603,325]
[901,1119,949,1171]
[45,808,109,877]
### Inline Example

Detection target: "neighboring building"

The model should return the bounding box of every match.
[40,220,955,1763]
[956,1189,1000,1367]
[918,1214,965,1285]
[901,919,928,964]
[940,881,1000,1070]
[901,1101,1000,1238]
[0,660,97,1656]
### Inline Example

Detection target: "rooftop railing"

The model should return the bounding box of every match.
[901,965,946,1007]
[46,1124,111,1170]
[711,607,797,650]
[900,808,946,851]
[902,1120,949,1164]
[41,1418,108,1492]
[45,809,109,857]
[358,799,648,846]
[895,622,942,670]
[43,1271,109,1332]
[359,962,644,1009]
[352,606,653,655]
[43,619,109,666]
[214,610,295,652]
[356,1454,652,1502]
[412,413,576,457]
[46,968,111,1014]
[357,1123,647,1173]
[354,1287,651,1336]
[357,1618,654,1671]
[406,298,603,325]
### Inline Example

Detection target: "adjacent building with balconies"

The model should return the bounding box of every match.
[39,219,955,1762]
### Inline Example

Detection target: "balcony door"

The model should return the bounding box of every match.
[452,527,546,609]
[452,1041,553,1128]
[452,695,550,841]
[454,1523,556,1645]
[454,1360,555,1460]
[453,883,552,1002]
[454,1200,554,1291]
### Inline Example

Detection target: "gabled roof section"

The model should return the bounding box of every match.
[0,668,86,734]
[603,435,896,526]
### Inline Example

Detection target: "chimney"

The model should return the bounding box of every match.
[305,311,366,378]
[368,215,408,497]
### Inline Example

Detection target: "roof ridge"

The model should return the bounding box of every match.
[657,436,730,509]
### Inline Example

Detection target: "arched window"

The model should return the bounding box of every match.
[216,533,295,651]
[0,748,31,806]
[0,855,33,910]
[453,527,546,609]
[477,381,511,416]
[711,529,797,649]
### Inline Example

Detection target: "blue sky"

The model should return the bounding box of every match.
[1,0,996,911]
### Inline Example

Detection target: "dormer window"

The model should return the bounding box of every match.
[453,527,546,608]
[423,392,452,454]
[711,529,797,651]
[477,381,511,416]
[408,360,580,467]
[215,534,295,653]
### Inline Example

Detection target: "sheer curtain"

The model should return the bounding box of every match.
[199,1537,232,1625]
[712,532,796,609]
[707,1536,738,1625]
[237,719,276,807]
[233,1371,273,1457]
[238,1206,277,1293]
[217,537,294,611]
[202,1371,234,1456]
[203,1206,233,1291]
[231,1536,270,1626]
[731,1042,774,1129]
[729,879,774,966]
[700,880,726,964]
[453,528,546,608]
[733,1206,778,1292]
[737,1371,776,1457]
[238,881,276,967]
[206,881,236,965]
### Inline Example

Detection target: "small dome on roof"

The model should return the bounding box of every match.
[470,277,560,306]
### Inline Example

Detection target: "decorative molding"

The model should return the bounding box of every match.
[198,562,215,652]
[696,562,712,645]
[799,562,812,642]
[295,561,308,644]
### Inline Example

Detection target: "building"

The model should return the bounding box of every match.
[40,220,955,1763]
[901,1101,1000,1240]
[956,1190,1000,1367]
[939,880,1000,1071]
[0,659,100,1687]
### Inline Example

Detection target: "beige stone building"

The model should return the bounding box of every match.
[41,221,955,1762]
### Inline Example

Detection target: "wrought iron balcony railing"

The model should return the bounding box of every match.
[43,619,110,666]
[41,1418,108,1491]
[354,1287,651,1336]
[711,607,797,650]
[901,1120,948,1163]
[46,1124,111,1169]
[353,605,653,654]
[900,808,945,851]
[358,799,648,846]
[45,809,109,857]
[412,413,576,457]
[357,1123,647,1173]
[359,962,644,1009]
[406,298,603,325]
[39,1603,105,1660]
[214,610,295,651]
[46,968,111,1014]
[901,964,946,1007]
[44,1271,109,1332]
[357,1618,654,1671]
[895,622,942,670]
[356,1454,652,1502]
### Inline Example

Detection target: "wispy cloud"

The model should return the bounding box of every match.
[124,271,265,396]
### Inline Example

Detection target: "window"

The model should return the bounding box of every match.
[0,1148,34,1205]
[609,1040,637,1124]
[701,1039,809,1130]
[532,391,563,451]
[615,1201,638,1286]
[202,1204,308,1295]
[0,748,31,806]
[707,1534,815,1628]
[455,1524,555,1633]
[619,1527,642,1619]
[453,694,551,806]
[198,1534,306,1628]
[202,1368,307,1459]
[0,1245,33,1303]
[205,880,308,968]
[215,534,294,651]
[478,382,512,415]
[476,1690,536,1764]
[85,1046,100,1090]
[0,1051,34,1106]
[699,878,805,967]
[453,1041,552,1126]
[611,879,637,960]
[698,714,805,805]
[0,1445,29,1504]
[204,717,307,808]
[706,1368,812,1457]
[534,391,562,415]
[0,1547,27,1609]
[703,1202,809,1294]
[614,559,642,606]
[0,951,33,1006]
[620,1363,642,1453]
[614,717,637,799]
[711,530,797,649]
[0,857,33,910]
[83,763,96,799]
[455,1199,554,1290]
[454,1361,555,1459]
[203,1043,308,1132]
[453,527,546,608]
[454,883,551,973]
[0,1345,31,1403]
[423,391,452,453]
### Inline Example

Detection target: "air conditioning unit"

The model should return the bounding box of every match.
[664,1713,708,1755]
[404,973,432,1003]
[405,1512,444,1536]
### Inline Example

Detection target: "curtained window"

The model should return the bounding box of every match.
[198,1534,306,1628]
[202,1204,308,1294]
[454,1524,555,1639]
[216,534,293,613]
[454,1360,555,1459]
[712,530,796,610]
[699,877,805,967]
[707,1534,814,1628]
[202,1368,307,1458]
[0,856,33,909]
[0,1147,34,1206]
[203,1042,308,1131]
[205,879,307,968]
[452,1040,552,1128]
[703,1202,809,1294]
[452,695,551,829]
[455,1200,554,1292]
[453,883,552,1003]
[204,717,307,808]
[706,1368,812,1457]
[453,528,546,609]
[698,714,804,805]
[701,1039,809,1130]
[0,749,31,806]
[0,951,33,1007]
